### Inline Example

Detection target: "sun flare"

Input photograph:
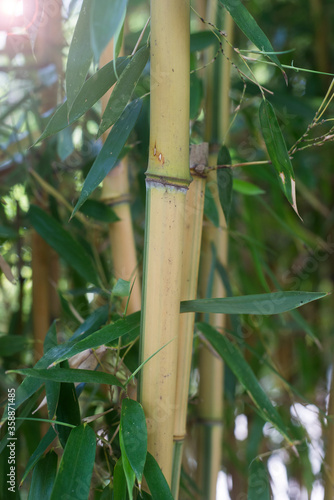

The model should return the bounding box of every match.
[0,0,23,17]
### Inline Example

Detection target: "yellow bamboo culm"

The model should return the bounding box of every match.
[139,0,191,485]
[324,366,334,500]
[172,144,208,499]
[99,41,141,314]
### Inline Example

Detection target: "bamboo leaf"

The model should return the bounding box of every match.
[113,458,127,500]
[190,31,217,52]
[90,0,128,63]
[204,184,219,227]
[120,399,147,485]
[259,99,299,216]
[72,98,143,217]
[248,459,271,499]
[70,304,109,340]
[20,428,57,486]
[181,291,327,315]
[55,364,81,448]
[36,58,129,143]
[80,200,119,223]
[197,322,292,443]
[0,335,29,356]
[28,451,58,500]
[219,0,286,81]
[50,424,96,500]
[9,368,124,388]
[66,0,93,114]
[112,279,131,298]
[120,432,135,500]
[28,205,100,286]
[144,452,174,500]
[233,179,265,196]
[98,45,149,138]
[2,313,140,418]
[217,146,233,224]
[43,322,60,421]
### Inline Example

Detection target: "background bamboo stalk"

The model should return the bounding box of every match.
[99,41,141,314]
[172,144,208,499]
[139,0,191,485]
[196,3,233,497]
[32,0,62,362]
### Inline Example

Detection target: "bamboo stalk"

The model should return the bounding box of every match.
[172,144,208,499]
[324,366,334,500]
[139,0,191,485]
[99,42,141,314]
[195,3,233,497]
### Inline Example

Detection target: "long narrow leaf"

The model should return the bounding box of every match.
[259,99,299,216]
[217,145,233,225]
[248,459,271,500]
[120,399,147,485]
[220,0,286,81]
[90,0,128,63]
[197,322,292,443]
[181,291,326,315]
[20,427,57,486]
[50,424,96,500]
[143,452,174,500]
[28,451,58,500]
[36,58,129,143]
[28,205,100,286]
[72,98,143,216]
[65,0,93,113]
[9,368,124,388]
[98,45,149,138]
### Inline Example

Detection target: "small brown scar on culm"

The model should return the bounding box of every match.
[153,142,157,156]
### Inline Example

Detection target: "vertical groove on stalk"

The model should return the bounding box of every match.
[172,144,208,499]
[100,41,141,314]
[139,0,191,485]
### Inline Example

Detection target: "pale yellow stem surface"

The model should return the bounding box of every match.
[324,366,334,500]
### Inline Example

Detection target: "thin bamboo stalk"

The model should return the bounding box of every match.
[32,0,62,362]
[172,144,208,499]
[324,366,334,500]
[139,0,191,485]
[196,3,233,497]
[99,41,141,314]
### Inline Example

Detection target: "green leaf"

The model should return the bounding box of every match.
[113,458,127,500]
[80,199,119,223]
[259,99,299,215]
[57,128,74,161]
[197,322,292,443]
[65,0,93,114]
[43,322,60,420]
[72,98,142,216]
[248,459,271,500]
[9,368,124,388]
[120,433,135,500]
[112,279,131,298]
[120,399,147,485]
[20,428,57,486]
[219,0,286,80]
[28,451,58,500]
[181,291,327,315]
[55,368,81,448]
[2,313,140,418]
[190,73,203,120]
[190,31,217,52]
[144,452,174,500]
[50,424,96,500]
[36,58,129,143]
[90,0,128,63]
[28,205,100,286]
[70,304,109,340]
[0,225,18,239]
[217,146,233,224]
[233,179,265,196]
[204,184,219,227]
[0,335,29,356]
[98,45,149,138]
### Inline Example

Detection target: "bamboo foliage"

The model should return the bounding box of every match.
[99,41,141,314]
[139,0,191,485]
